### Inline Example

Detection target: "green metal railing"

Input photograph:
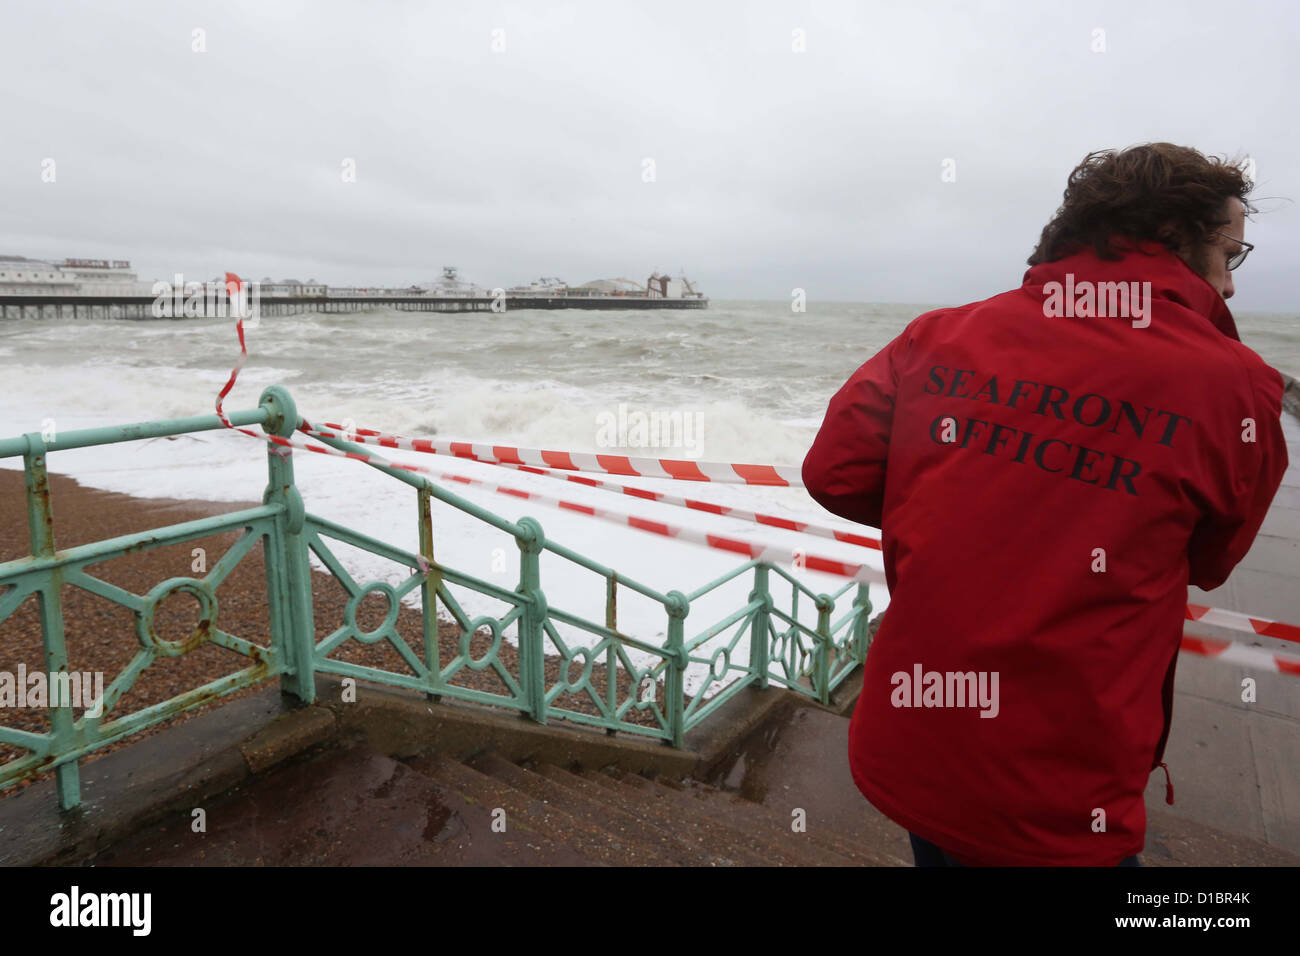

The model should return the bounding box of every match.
[0,386,874,810]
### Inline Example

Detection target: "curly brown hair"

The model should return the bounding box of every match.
[1028,143,1255,268]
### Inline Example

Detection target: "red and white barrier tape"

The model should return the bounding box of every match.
[1181,635,1300,676]
[214,273,251,434]
[302,425,880,551]
[314,435,885,585]
[302,421,804,486]
[502,463,878,548]
[434,467,888,587]
[1185,603,1300,644]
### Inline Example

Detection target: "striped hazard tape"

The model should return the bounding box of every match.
[433,468,888,587]
[214,275,252,435]
[302,433,886,585]
[1180,635,1300,676]
[302,421,804,487]
[301,424,880,551]
[1185,603,1300,644]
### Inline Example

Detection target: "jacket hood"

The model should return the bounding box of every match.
[1020,239,1240,343]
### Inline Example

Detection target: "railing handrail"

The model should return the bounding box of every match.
[0,504,282,576]
[0,407,272,459]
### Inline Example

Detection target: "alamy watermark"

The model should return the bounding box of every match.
[1,666,104,717]
[1043,274,1151,329]
[890,663,999,717]
[595,403,704,458]
[151,274,260,322]
[50,886,150,935]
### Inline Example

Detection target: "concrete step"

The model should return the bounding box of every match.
[660,770,909,865]
[531,760,792,866]
[590,766,864,866]
[92,742,592,866]
[465,751,718,866]
[404,751,662,866]
[582,764,847,868]
[649,769,900,865]
[709,705,916,865]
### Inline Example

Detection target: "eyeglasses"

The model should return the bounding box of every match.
[1216,231,1254,271]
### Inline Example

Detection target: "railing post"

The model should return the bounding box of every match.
[605,573,617,731]
[814,593,833,706]
[664,590,689,748]
[749,564,771,689]
[515,517,547,725]
[418,482,443,700]
[23,435,80,811]
[852,583,873,666]
[259,386,316,705]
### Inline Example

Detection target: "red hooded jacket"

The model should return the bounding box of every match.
[802,241,1289,866]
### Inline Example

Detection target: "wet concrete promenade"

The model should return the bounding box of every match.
[1160,410,1300,854]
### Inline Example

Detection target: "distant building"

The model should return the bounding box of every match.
[506,276,568,295]
[263,278,326,296]
[0,255,159,295]
[578,277,646,296]
[646,272,699,299]
[62,258,156,295]
[328,285,424,297]
[420,266,486,297]
[0,255,79,294]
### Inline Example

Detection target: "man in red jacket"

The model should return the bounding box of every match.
[802,143,1289,867]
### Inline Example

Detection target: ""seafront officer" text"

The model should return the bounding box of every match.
[923,365,1195,497]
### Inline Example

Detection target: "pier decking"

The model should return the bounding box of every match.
[0,293,708,320]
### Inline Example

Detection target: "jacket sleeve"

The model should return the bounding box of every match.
[1186,367,1290,591]
[801,326,912,529]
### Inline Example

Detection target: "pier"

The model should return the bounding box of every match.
[0,292,708,320]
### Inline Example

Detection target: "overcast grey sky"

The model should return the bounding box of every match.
[2,0,1297,309]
